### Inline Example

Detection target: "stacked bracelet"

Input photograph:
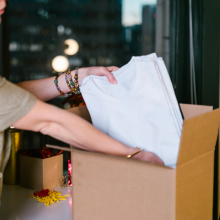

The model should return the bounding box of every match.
[73,67,80,94]
[65,69,76,93]
[65,68,80,94]
[54,72,69,97]
[54,67,81,97]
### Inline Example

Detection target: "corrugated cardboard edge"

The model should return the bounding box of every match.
[46,145,71,152]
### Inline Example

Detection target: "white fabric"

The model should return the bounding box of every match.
[80,54,183,168]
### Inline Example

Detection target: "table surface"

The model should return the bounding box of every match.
[0,184,72,220]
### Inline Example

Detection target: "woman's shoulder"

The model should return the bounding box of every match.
[0,78,37,132]
[0,77,5,87]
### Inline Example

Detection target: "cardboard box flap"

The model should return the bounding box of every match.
[177,108,220,167]
[46,144,72,152]
[180,103,213,119]
[66,105,91,123]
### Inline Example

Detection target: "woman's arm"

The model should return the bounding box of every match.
[12,100,164,165]
[17,66,118,102]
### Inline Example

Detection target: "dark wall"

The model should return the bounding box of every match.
[170,0,220,108]
[170,1,220,219]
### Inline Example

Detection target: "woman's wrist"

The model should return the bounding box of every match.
[125,147,141,159]
[132,150,146,160]
[72,67,88,87]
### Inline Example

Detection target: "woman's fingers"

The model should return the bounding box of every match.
[85,66,120,84]
[135,151,164,166]
[106,66,120,72]
[150,153,164,165]
[101,67,118,84]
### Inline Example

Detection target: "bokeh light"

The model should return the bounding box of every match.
[64,39,79,55]
[52,56,69,72]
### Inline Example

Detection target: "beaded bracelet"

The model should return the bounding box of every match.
[73,67,80,94]
[65,67,80,94]
[65,69,76,93]
[54,72,69,97]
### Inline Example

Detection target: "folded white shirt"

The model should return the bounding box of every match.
[80,54,183,168]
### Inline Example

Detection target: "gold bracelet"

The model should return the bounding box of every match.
[127,147,142,158]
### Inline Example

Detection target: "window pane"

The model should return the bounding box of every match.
[6,0,170,150]
[8,0,170,84]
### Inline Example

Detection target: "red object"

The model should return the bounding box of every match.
[68,159,72,186]
[34,189,50,197]
[21,147,62,159]
[62,93,86,108]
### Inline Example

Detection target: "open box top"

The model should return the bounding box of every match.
[65,104,219,168]
[177,104,219,167]
[47,104,220,220]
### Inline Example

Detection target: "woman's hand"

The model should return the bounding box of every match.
[76,66,119,87]
[134,150,164,166]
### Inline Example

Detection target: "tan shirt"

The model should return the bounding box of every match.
[0,77,36,197]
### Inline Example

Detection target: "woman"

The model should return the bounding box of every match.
[0,0,163,199]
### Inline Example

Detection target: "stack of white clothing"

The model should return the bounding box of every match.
[80,53,183,168]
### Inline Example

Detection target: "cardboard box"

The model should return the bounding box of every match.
[49,104,219,220]
[20,154,63,190]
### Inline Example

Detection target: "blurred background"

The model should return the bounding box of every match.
[0,0,220,218]
[2,0,167,85]
[0,0,169,150]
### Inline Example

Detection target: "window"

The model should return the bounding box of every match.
[2,0,170,150]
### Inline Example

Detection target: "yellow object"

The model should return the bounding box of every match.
[3,128,23,184]
[29,190,70,206]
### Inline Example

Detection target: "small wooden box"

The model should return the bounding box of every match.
[20,154,63,190]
